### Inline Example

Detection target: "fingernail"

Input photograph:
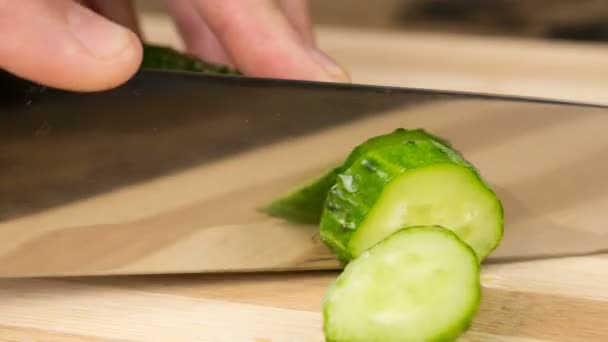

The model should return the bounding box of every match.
[310,48,351,83]
[68,3,131,59]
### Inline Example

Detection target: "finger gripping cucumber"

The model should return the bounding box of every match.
[323,225,481,342]
[320,129,503,263]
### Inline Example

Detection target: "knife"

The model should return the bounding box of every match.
[1,69,607,278]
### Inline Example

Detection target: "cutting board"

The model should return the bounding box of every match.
[1,13,608,341]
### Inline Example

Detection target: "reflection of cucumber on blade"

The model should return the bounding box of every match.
[259,129,449,225]
[258,168,339,224]
[323,225,481,342]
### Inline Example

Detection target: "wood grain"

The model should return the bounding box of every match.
[1,256,607,341]
[1,14,608,341]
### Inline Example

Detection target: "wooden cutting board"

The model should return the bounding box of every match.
[1,14,608,342]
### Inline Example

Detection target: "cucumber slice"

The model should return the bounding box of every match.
[349,163,503,261]
[260,129,447,225]
[320,131,503,263]
[323,225,481,342]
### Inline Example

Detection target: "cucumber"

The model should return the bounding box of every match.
[260,129,447,224]
[320,129,503,263]
[348,163,502,261]
[323,225,481,342]
[141,44,241,75]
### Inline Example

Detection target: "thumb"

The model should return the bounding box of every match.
[0,0,142,91]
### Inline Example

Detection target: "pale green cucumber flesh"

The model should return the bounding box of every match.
[348,163,503,261]
[323,225,481,342]
[260,128,448,225]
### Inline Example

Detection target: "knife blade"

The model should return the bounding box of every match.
[1,69,607,278]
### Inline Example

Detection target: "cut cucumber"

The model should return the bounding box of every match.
[323,225,481,342]
[349,163,503,261]
[260,129,448,225]
[320,130,503,263]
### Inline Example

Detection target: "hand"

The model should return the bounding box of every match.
[0,0,350,92]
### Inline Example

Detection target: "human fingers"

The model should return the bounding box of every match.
[0,0,142,91]
[164,0,233,66]
[279,0,315,45]
[193,0,349,82]
[86,0,142,37]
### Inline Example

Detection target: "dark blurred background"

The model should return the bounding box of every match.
[137,0,608,43]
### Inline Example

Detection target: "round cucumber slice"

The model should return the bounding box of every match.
[349,163,503,261]
[323,225,481,342]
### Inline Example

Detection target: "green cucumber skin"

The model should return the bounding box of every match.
[260,129,448,225]
[322,225,481,342]
[141,44,241,75]
[319,130,502,263]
